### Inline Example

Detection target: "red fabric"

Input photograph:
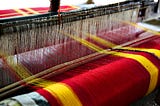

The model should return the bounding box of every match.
[0,6,79,18]
[138,38,160,49]
[36,50,160,106]
[35,36,160,106]
[135,38,160,87]
[62,57,150,106]
[0,9,22,18]
[1,12,159,104]
[30,7,49,14]
[37,89,60,106]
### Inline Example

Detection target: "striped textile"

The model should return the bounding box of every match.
[0,5,80,18]
[1,28,160,105]
[36,36,160,106]
[1,5,160,105]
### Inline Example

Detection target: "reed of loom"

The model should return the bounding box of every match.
[0,0,158,101]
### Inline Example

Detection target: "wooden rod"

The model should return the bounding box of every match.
[49,0,60,12]
[86,0,94,4]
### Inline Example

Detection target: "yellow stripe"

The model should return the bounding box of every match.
[44,83,82,106]
[61,31,158,95]
[122,47,160,58]
[25,8,39,14]
[13,9,29,16]
[111,51,158,95]
[88,34,159,94]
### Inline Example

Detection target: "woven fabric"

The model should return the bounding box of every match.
[0,6,80,18]
[35,36,160,106]
[1,33,160,105]
[1,8,160,104]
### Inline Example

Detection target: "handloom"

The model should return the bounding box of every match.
[0,0,160,105]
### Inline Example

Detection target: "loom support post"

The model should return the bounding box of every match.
[49,0,60,12]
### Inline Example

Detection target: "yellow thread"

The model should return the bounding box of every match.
[88,33,160,59]
[122,47,160,58]
[88,35,159,94]
[123,21,160,35]
[25,8,39,14]
[60,32,104,52]
[87,33,116,47]
[29,78,55,88]
[0,51,55,88]
[61,31,158,95]
[13,9,29,16]
[2,54,32,79]
[44,83,82,106]
[5,56,55,87]
[7,58,31,79]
